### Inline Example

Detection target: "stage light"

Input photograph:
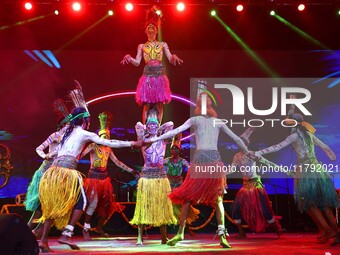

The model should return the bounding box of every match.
[236,4,244,12]
[54,10,59,15]
[72,2,81,12]
[125,3,133,12]
[298,4,305,11]
[270,10,275,16]
[24,2,33,10]
[108,10,114,16]
[176,2,185,12]
[155,9,162,16]
[210,10,216,16]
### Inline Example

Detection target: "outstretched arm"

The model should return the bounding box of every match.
[163,42,183,66]
[150,118,191,142]
[259,156,295,177]
[256,133,299,158]
[87,132,140,148]
[36,132,58,159]
[109,151,134,173]
[219,124,249,154]
[312,135,336,161]
[79,143,95,159]
[120,44,143,66]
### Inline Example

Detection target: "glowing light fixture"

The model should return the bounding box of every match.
[298,4,305,11]
[125,3,133,12]
[24,2,33,10]
[72,2,81,12]
[176,2,185,12]
[236,4,244,12]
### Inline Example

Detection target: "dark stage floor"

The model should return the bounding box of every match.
[38,233,339,255]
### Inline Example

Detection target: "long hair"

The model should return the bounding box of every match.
[60,107,88,146]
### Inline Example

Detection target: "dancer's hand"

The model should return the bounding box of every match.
[171,54,183,66]
[131,140,143,148]
[121,54,132,65]
[142,139,152,148]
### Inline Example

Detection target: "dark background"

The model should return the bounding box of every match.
[0,1,339,232]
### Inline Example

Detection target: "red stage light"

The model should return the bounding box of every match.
[125,3,134,12]
[298,4,305,11]
[72,2,82,12]
[24,2,33,10]
[236,4,244,12]
[176,2,185,12]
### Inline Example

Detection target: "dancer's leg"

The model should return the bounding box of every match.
[166,201,190,246]
[155,103,164,124]
[308,207,336,243]
[137,225,144,245]
[28,210,41,229]
[142,104,151,125]
[215,197,232,248]
[58,209,83,250]
[160,225,167,244]
[39,219,54,253]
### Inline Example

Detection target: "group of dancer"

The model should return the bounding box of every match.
[22,5,339,253]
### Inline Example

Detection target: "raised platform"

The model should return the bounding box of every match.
[40,233,339,255]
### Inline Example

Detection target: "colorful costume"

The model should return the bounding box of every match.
[294,156,339,213]
[130,119,176,227]
[136,43,171,105]
[169,150,226,207]
[38,155,86,230]
[25,131,64,212]
[164,156,189,189]
[130,166,177,226]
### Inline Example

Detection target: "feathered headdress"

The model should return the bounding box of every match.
[146,107,159,126]
[69,80,89,112]
[171,133,182,149]
[145,5,162,30]
[53,98,70,130]
[98,112,113,137]
[67,80,90,122]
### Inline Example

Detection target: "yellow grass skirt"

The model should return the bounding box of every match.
[130,177,177,226]
[38,166,83,230]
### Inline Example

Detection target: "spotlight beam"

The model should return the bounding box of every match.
[273,14,330,50]
[0,15,47,30]
[212,14,279,78]
[57,15,109,51]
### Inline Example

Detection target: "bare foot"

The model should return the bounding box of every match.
[330,231,340,246]
[166,234,183,246]
[318,230,336,244]
[94,228,109,238]
[58,235,80,250]
[136,238,143,245]
[220,235,232,248]
[82,229,91,241]
[39,244,54,253]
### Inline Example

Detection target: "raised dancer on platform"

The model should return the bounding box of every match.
[229,128,282,239]
[120,6,183,124]
[147,93,250,248]
[251,98,339,245]
[80,111,137,240]
[130,109,177,245]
